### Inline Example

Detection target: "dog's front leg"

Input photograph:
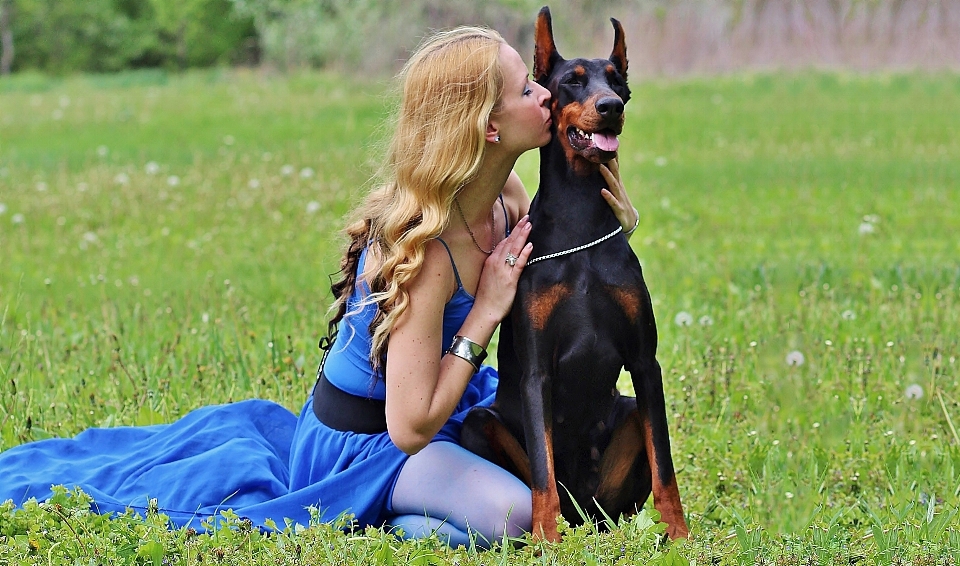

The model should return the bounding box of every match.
[519,366,561,542]
[632,357,689,539]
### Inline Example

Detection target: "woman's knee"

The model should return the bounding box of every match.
[478,473,531,538]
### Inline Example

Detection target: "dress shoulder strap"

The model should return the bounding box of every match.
[498,193,510,236]
[434,237,464,290]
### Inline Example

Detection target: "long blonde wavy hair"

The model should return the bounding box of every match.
[327,26,507,371]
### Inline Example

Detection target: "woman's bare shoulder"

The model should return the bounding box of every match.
[502,170,532,223]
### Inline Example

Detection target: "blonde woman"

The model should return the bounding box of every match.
[0,25,637,548]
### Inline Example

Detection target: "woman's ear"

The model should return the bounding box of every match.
[485,122,501,144]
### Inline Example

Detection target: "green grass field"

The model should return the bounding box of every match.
[1,68,959,564]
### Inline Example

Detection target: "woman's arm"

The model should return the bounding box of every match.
[384,218,533,454]
[503,163,638,238]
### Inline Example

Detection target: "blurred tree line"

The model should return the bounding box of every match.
[0,0,258,74]
[1,0,957,77]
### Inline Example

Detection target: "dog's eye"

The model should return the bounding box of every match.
[562,76,584,87]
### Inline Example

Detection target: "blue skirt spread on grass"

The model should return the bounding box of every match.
[0,366,497,531]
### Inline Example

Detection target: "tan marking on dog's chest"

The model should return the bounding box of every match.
[527,284,573,331]
[605,285,641,323]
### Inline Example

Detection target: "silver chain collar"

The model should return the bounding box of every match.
[526,225,623,265]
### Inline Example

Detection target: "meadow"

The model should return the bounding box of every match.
[1,67,959,564]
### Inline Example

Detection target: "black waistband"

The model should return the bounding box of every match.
[312,370,388,434]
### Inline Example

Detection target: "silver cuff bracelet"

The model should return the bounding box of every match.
[446,335,487,372]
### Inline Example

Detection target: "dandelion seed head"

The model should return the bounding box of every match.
[858,222,875,235]
[0,203,6,215]
[785,492,794,500]
[77,182,88,192]
[841,309,856,320]
[12,213,24,224]
[166,175,180,187]
[97,146,109,157]
[280,164,294,176]
[145,161,160,175]
[905,384,923,400]
[52,109,64,120]
[699,315,714,326]
[223,135,235,146]
[785,350,805,366]
[83,232,98,243]
[59,95,70,108]
[202,313,210,324]
[36,181,47,192]
[654,156,668,167]
[299,167,315,179]
[674,311,693,326]
[114,173,130,185]
[248,179,261,189]
[306,201,321,214]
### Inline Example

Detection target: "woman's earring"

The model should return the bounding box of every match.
[494,135,501,143]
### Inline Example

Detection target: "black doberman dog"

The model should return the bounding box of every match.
[461,6,688,542]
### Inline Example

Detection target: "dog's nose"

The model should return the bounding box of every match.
[595,97,624,119]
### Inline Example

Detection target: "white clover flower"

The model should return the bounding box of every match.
[145,161,160,175]
[280,164,294,176]
[785,492,794,500]
[0,203,6,215]
[841,309,856,320]
[12,213,24,224]
[785,350,805,366]
[858,222,875,235]
[202,313,210,324]
[97,146,109,157]
[674,311,693,326]
[248,178,261,189]
[905,384,924,400]
[654,156,668,167]
[299,167,315,179]
[306,201,321,214]
[699,315,714,326]
[166,175,180,187]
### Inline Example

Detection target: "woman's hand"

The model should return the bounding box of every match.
[599,158,640,238]
[472,216,533,322]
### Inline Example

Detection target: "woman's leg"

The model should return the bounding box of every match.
[386,441,531,547]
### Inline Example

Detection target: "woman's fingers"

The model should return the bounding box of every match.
[599,158,638,233]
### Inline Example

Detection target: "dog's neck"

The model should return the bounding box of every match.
[529,140,622,249]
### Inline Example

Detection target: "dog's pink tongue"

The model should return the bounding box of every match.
[593,132,619,152]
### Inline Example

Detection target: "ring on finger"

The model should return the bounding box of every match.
[505,253,518,267]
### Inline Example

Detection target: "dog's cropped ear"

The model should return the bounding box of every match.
[609,17,628,80]
[534,6,563,85]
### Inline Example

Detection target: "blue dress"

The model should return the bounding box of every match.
[0,239,498,531]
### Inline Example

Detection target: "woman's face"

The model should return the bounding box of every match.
[491,44,552,152]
